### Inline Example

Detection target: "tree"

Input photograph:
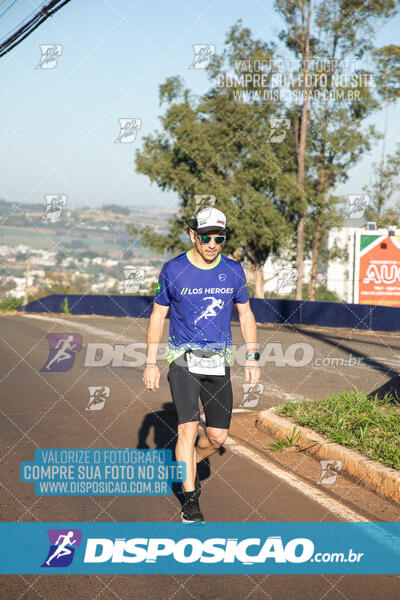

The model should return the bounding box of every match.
[362,44,400,226]
[305,72,380,298]
[276,0,313,300]
[133,23,302,297]
[275,0,399,299]
[364,144,400,226]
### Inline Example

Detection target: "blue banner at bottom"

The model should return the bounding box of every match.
[1,522,399,574]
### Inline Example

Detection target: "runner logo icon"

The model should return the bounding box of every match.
[85,386,110,411]
[41,333,82,372]
[188,44,215,69]
[36,44,63,69]
[239,383,264,408]
[42,194,67,220]
[115,118,142,143]
[42,529,82,567]
[194,297,224,325]
[318,460,342,485]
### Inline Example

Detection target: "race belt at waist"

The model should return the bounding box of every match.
[185,349,225,376]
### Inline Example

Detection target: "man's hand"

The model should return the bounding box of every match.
[244,358,260,386]
[235,301,260,389]
[143,365,160,392]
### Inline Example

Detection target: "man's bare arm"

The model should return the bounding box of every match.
[143,302,169,392]
[236,300,260,385]
[236,300,257,350]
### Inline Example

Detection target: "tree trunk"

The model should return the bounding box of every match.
[295,0,311,301]
[309,87,330,302]
[377,101,388,225]
[255,267,264,299]
[247,263,256,288]
[308,218,321,301]
[295,215,305,300]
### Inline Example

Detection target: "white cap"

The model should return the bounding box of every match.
[195,207,226,233]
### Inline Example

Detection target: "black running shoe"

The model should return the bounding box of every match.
[181,493,204,523]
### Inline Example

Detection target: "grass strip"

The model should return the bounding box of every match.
[277,390,400,470]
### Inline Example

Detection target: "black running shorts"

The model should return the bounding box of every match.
[167,353,233,429]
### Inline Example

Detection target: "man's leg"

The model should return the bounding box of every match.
[175,421,199,492]
[167,360,205,521]
[197,366,232,464]
[176,420,205,522]
[167,359,202,492]
[195,426,229,463]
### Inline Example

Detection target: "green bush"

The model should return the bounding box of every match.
[60,297,70,314]
[0,296,24,312]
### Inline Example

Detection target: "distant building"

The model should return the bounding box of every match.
[326,227,359,303]
[262,255,312,294]
[327,225,400,306]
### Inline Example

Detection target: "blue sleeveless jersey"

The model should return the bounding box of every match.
[154,249,249,364]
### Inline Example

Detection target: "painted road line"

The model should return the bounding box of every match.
[22,314,138,343]
[225,440,400,565]
[225,437,368,522]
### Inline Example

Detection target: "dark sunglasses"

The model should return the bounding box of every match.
[196,233,226,245]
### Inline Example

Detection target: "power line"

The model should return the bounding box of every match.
[0,0,21,21]
[0,1,48,45]
[0,0,72,58]
[0,0,72,55]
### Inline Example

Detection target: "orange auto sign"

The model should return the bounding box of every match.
[355,232,400,306]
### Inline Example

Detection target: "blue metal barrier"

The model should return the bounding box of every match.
[17,294,154,319]
[17,294,400,332]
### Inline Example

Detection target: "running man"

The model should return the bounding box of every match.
[45,531,77,566]
[194,297,224,324]
[143,207,260,523]
[86,386,108,410]
[45,335,77,370]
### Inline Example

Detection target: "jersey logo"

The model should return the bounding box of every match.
[194,297,224,324]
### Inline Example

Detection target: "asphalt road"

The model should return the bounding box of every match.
[1,313,399,599]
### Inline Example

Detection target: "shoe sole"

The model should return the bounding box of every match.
[181,513,205,524]
[181,518,205,523]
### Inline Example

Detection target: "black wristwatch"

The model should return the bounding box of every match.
[246,352,260,361]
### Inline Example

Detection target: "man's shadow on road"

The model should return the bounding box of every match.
[137,402,211,506]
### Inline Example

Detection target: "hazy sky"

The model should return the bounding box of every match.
[0,0,399,213]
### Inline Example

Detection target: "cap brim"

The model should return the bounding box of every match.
[196,226,226,234]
